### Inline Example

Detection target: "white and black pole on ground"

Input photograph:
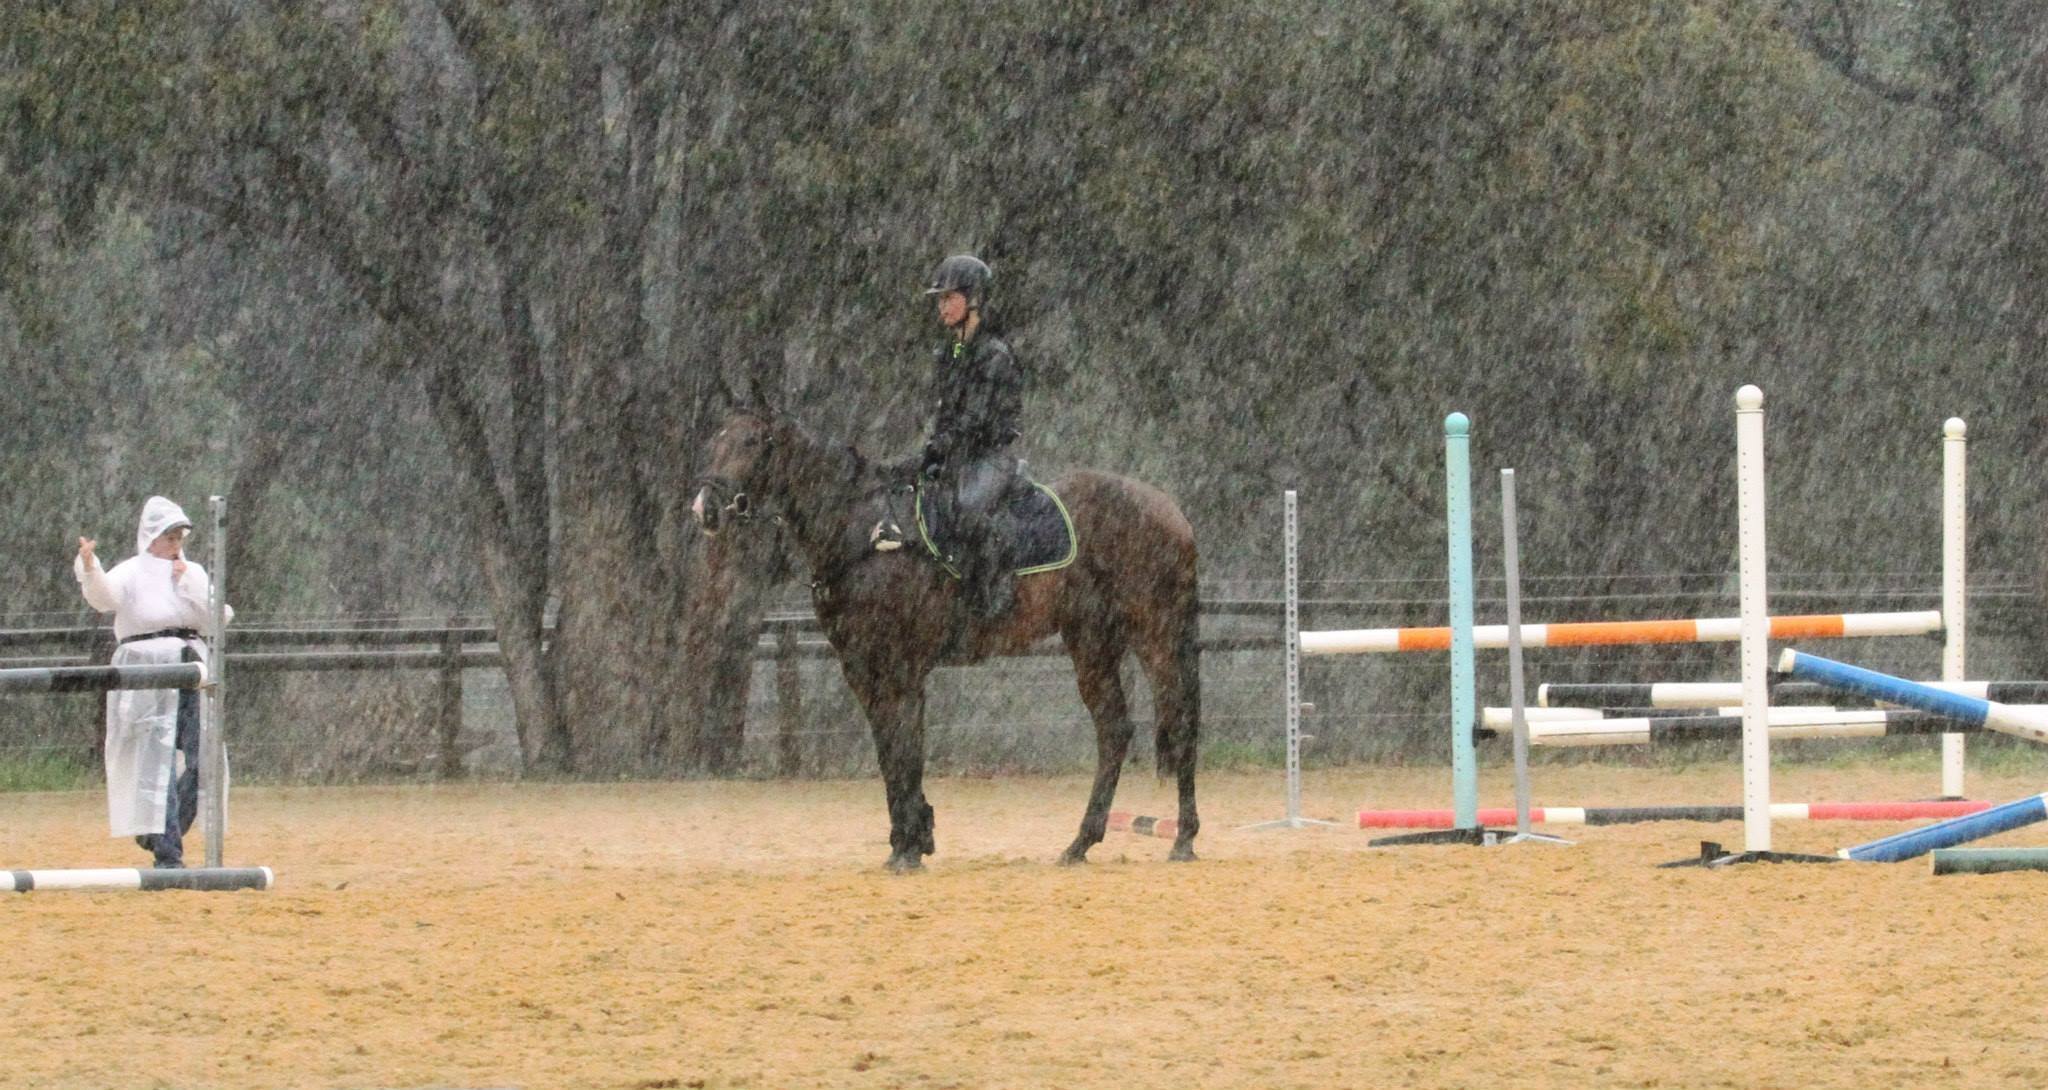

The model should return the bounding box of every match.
[203,494,228,869]
[5,867,272,894]
[1500,468,1569,846]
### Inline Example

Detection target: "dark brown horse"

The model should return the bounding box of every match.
[692,408,1200,871]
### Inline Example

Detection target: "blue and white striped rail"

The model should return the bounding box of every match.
[1776,650,2048,746]
[0,661,206,694]
[3,866,272,893]
[1838,794,2048,863]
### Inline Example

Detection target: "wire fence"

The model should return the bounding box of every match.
[3,572,2043,782]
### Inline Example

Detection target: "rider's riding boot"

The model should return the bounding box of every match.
[970,546,1015,620]
[954,515,1014,621]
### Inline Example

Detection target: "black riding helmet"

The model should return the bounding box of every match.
[923,254,992,309]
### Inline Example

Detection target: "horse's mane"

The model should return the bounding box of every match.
[731,405,911,496]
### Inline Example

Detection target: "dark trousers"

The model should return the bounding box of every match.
[932,453,1018,616]
[137,653,201,867]
[933,455,1016,561]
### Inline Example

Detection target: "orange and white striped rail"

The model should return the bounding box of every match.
[1298,609,1941,656]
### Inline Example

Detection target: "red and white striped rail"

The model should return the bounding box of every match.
[1107,811,1183,840]
[1300,610,1941,656]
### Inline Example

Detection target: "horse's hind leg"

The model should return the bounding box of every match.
[1136,616,1201,862]
[1059,630,1136,865]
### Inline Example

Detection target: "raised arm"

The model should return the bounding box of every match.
[73,537,120,612]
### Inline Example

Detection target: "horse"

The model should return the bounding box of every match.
[692,407,1201,872]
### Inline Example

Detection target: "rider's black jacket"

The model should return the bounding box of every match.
[921,331,1022,472]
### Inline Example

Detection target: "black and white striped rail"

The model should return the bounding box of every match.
[1527,710,1980,747]
[1536,680,2048,709]
[0,661,206,694]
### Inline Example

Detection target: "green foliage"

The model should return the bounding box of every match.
[5,1,2048,772]
[0,753,92,793]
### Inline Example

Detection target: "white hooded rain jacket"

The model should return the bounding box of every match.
[74,497,233,837]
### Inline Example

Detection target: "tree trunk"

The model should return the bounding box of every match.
[673,520,791,774]
[418,342,570,772]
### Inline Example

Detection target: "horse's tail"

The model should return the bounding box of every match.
[1154,578,1201,778]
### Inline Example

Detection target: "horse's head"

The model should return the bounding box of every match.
[691,408,787,536]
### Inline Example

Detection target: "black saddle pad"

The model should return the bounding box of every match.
[914,478,1077,576]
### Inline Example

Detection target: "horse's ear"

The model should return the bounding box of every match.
[710,377,736,411]
[748,374,776,414]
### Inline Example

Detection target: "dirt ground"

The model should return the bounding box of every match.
[8,761,2048,1089]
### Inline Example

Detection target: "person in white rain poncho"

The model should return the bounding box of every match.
[74,497,232,868]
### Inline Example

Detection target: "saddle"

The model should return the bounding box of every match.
[869,471,1077,577]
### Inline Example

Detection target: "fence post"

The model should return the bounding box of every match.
[776,625,803,776]
[89,617,114,764]
[437,617,464,780]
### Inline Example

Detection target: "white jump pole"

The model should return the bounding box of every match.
[1736,385,1770,854]
[1501,468,1569,846]
[1244,490,1335,831]
[203,494,228,869]
[1283,489,1303,823]
[1942,418,1967,798]
[1504,469,1531,835]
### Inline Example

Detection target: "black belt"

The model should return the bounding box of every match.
[120,628,200,645]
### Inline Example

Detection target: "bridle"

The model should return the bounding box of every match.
[692,474,763,525]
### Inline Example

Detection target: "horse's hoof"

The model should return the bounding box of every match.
[884,854,925,874]
[1058,849,1089,866]
[1168,845,1198,862]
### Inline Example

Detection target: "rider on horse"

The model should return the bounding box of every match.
[919,253,1024,620]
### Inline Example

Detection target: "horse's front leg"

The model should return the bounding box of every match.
[848,667,935,872]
